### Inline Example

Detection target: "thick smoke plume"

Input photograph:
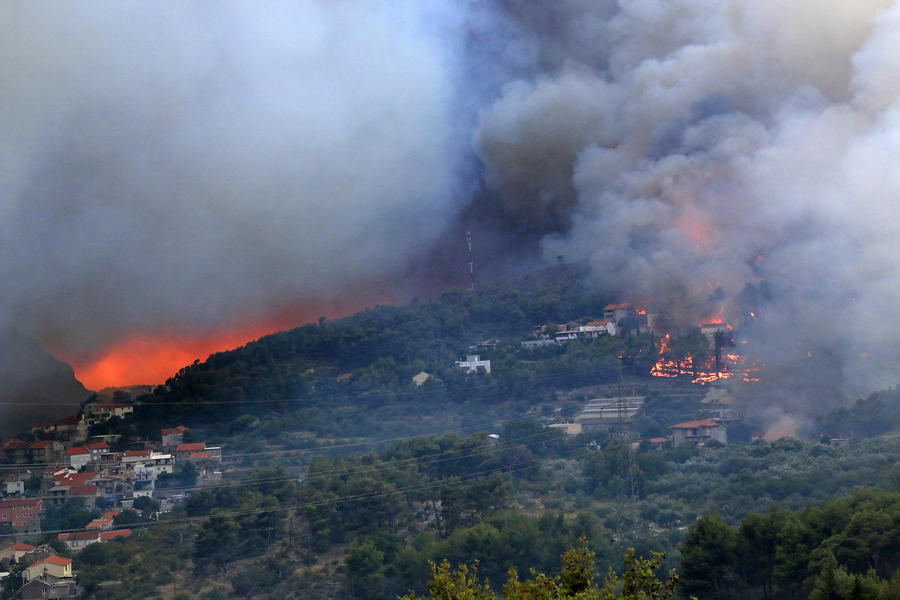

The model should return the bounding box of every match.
[4,1,900,429]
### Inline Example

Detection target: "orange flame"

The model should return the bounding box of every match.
[651,351,759,385]
[56,299,380,390]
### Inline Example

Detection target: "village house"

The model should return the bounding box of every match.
[85,510,121,531]
[14,546,58,571]
[175,443,222,471]
[84,442,111,462]
[582,320,617,337]
[0,542,34,563]
[83,403,133,426]
[121,449,153,465]
[64,447,90,470]
[56,525,131,553]
[161,426,189,449]
[0,439,30,464]
[55,531,102,552]
[100,529,131,542]
[28,440,65,465]
[644,437,671,451]
[604,303,638,323]
[29,421,56,436]
[16,577,78,600]
[554,329,580,343]
[45,471,105,507]
[455,355,491,374]
[669,419,728,446]
[54,416,88,444]
[1,473,25,496]
[0,498,43,536]
[22,555,72,582]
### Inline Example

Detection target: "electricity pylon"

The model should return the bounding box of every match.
[612,375,642,540]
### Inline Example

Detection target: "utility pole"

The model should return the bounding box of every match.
[467,231,475,292]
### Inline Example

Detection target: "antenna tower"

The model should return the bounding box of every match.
[613,369,642,540]
[467,231,475,292]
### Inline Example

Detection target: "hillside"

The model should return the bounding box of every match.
[135,279,647,435]
[0,333,93,437]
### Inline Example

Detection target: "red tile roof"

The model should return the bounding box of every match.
[585,320,610,326]
[0,439,28,450]
[176,443,205,452]
[123,450,151,457]
[67,485,99,496]
[55,472,98,486]
[0,498,43,510]
[10,543,35,550]
[27,556,73,568]
[100,529,131,541]
[65,447,89,456]
[58,531,100,541]
[670,419,723,429]
[85,442,110,450]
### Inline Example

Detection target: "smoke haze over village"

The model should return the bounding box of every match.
[4,0,900,426]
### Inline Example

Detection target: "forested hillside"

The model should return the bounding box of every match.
[133,278,664,439]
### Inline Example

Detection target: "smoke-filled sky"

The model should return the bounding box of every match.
[3,1,900,422]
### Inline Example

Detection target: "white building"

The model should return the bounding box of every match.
[455,355,491,374]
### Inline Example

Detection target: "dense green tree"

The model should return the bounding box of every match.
[680,514,741,600]
[194,511,241,574]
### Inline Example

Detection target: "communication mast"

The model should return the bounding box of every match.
[613,371,642,540]
[467,231,475,292]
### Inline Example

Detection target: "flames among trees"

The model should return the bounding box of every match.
[650,329,758,385]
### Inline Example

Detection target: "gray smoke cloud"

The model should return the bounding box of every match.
[3,0,900,428]
[473,0,900,423]
[1,1,475,358]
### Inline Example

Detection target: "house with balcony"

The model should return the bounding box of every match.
[669,419,728,446]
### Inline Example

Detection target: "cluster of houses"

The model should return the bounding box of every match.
[0,400,224,543]
[0,403,227,598]
[521,303,655,349]
[0,543,79,599]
